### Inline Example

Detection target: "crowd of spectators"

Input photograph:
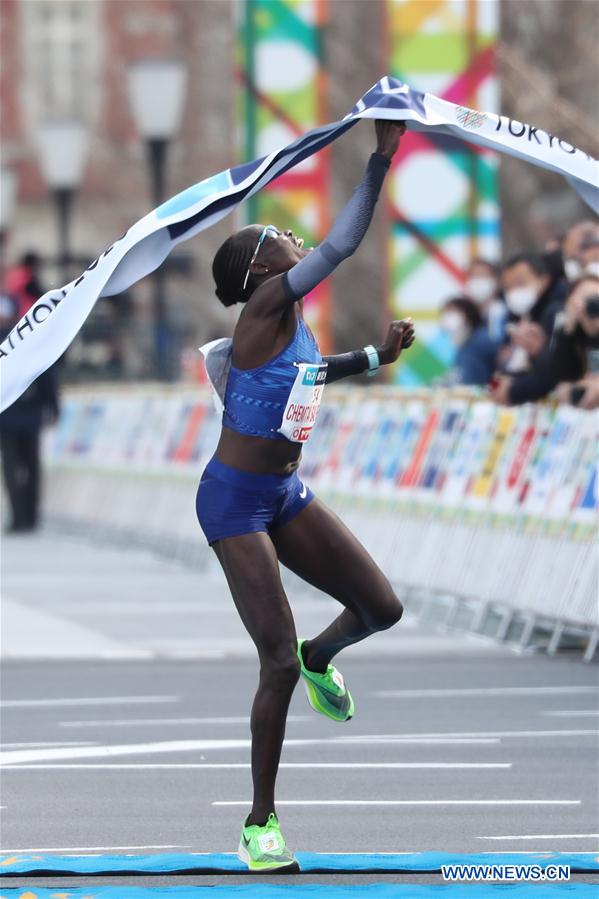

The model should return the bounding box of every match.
[439,219,599,410]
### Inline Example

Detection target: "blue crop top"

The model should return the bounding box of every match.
[222,317,322,440]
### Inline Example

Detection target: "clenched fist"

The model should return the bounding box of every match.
[376,318,415,365]
[375,120,406,160]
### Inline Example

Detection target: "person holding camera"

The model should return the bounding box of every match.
[552,274,599,409]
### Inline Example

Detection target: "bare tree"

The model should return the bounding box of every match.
[499,0,599,253]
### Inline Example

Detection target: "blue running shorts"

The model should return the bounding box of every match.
[196,456,315,545]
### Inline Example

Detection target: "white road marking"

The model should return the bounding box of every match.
[375,686,597,698]
[1,761,512,770]
[215,799,580,807]
[60,716,311,728]
[324,738,501,745]
[0,739,253,765]
[479,834,599,841]
[0,736,503,766]
[334,729,598,741]
[4,729,586,766]
[1,696,179,709]
[0,844,190,853]
[542,710,599,717]
[0,742,96,748]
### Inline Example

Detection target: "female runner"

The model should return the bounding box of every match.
[197,120,414,872]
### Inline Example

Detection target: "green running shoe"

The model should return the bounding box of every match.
[297,638,354,722]
[237,811,300,873]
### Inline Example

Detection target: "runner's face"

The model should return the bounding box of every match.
[250,225,312,272]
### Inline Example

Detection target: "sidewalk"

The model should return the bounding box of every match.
[1,530,510,660]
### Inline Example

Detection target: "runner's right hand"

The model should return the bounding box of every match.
[375,120,406,160]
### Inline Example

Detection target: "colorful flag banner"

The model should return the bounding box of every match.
[239,0,331,350]
[387,0,500,385]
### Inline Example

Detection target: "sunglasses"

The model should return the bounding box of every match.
[242,224,280,292]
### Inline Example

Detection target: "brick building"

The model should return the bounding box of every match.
[1,0,244,376]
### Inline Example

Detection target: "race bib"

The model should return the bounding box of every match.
[278,362,328,443]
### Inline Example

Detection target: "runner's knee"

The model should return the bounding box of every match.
[378,595,404,630]
[362,586,404,632]
[259,643,301,686]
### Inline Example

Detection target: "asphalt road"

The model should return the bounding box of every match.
[1,531,598,891]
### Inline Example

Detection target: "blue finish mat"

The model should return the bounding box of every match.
[0,851,597,875]
[0,884,597,897]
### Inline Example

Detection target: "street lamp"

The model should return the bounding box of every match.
[36,120,88,284]
[0,167,18,266]
[127,60,187,380]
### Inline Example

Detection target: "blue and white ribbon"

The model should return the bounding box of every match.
[1,76,597,411]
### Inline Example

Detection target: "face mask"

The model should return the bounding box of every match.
[584,261,599,277]
[441,310,469,345]
[466,276,495,304]
[564,257,582,282]
[505,286,537,317]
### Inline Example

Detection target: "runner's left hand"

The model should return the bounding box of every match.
[376,319,415,365]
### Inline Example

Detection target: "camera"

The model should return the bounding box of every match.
[569,385,586,406]
[584,294,599,319]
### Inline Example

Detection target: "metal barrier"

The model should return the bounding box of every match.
[43,384,598,659]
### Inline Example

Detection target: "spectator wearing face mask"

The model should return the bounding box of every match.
[491,273,599,408]
[502,251,565,330]
[464,258,506,342]
[551,275,599,409]
[490,252,566,405]
[502,251,565,357]
[578,234,599,279]
[440,297,501,386]
[561,221,599,284]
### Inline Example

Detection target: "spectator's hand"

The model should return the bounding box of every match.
[489,375,512,405]
[554,382,575,405]
[376,318,414,365]
[578,376,599,410]
[496,343,512,367]
[511,321,546,357]
[375,121,406,160]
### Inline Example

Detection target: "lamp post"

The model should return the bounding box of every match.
[0,167,18,267]
[127,60,187,380]
[36,120,88,285]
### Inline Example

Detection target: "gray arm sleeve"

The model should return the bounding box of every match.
[282,152,391,302]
